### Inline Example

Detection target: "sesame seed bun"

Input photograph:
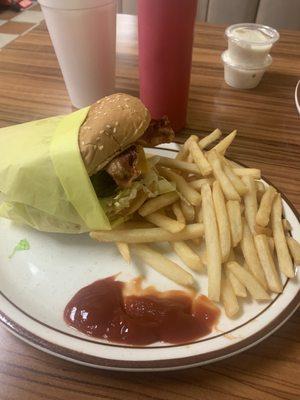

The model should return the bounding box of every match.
[79,93,151,176]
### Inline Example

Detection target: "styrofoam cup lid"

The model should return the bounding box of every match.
[38,0,114,10]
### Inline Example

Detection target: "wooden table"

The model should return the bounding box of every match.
[0,14,299,400]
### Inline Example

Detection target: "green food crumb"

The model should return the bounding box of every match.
[9,239,30,259]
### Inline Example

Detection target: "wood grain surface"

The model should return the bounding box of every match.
[0,14,299,400]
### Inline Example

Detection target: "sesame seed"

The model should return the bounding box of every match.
[106,124,111,129]
[98,145,104,150]
[115,121,119,126]
[113,127,117,133]
[81,141,85,145]
[100,130,104,134]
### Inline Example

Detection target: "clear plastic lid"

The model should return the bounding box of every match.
[221,50,273,70]
[225,23,280,47]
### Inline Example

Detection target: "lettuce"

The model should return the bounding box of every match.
[101,169,175,220]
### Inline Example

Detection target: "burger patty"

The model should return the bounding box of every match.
[105,117,174,188]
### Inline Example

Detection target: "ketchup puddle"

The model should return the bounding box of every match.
[64,276,220,346]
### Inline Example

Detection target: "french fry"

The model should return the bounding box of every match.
[198,128,222,149]
[240,220,268,290]
[226,200,243,247]
[233,168,261,179]
[145,211,185,233]
[157,156,201,175]
[172,241,203,271]
[254,234,283,293]
[132,244,195,287]
[207,150,240,201]
[227,261,270,300]
[176,135,198,161]
[172,202,186,224]
[242,176,257,234]
[190,178,213,190]
[268,237,275,253]
[197,207,203,223]
[254,224,272,236]
[225,267,247,297]
[201,182,222,301]
[256,185,277,227]
[159,167,202,206]
[271,194,294,277]
[139,192,179,217]
[189,141,212,176]
[116,242,131,263]
[256,180,265,201]
[286,237,300,264]
[282,219,292,232]
[221,275,239,317]
[212,181,231,262]
[221,158,248,196]
[210,130,237,155]
[180,199,195,223]
[118,221,154,230]
[90,223,204,243]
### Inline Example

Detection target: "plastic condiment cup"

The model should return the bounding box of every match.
[39,0,116,108]
[225,23,279,68]
[221,50,272,89]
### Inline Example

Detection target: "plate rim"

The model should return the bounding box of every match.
[0,149,299,371]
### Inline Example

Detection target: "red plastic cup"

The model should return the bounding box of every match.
[138,0,198,132]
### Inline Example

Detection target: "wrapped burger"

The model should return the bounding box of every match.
[0,93,175,233]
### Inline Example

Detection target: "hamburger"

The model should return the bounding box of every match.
[79,93,175,222]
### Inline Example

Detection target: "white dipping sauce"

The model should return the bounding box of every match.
[226,23,279,67]
[221,51,272,89]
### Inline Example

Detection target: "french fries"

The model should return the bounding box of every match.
[176,135,198,161]
[190,178,213,190]
[222,158,248,196]
[226,200,243,247]
[221,275,239,317]
[227,262,269,300]
[180,199,195,223]
[210,130,237,155]
[254,234,283,293]
[201,182,222,301]
[139,192,179,217]
[132,244,195,287]
[91,129,298,321]
[159,167,202,206]
[282,219,292,232]
[144,211,185,233]
[240,220,268,290]
[172,241,203,271]
[212,181,231,262]
[207,150,240,201]
[286,237,300,264]
[225,267,247,297]
[254,224,272,236]
[157,156,201,175]
[233,168,261,179]
[116,242,131,263]
[242,176,258,234]
[256,185,277,227]
[271,194,294,278]
[172,202,186,224]
[198,128,222,149]
[189,140,212,176]
[90,224,204,243]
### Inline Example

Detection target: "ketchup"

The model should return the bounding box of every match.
[64,276,220,346]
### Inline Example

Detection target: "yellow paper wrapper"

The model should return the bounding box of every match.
[0,107,111,233]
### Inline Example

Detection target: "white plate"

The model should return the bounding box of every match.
[0,144,299,371]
